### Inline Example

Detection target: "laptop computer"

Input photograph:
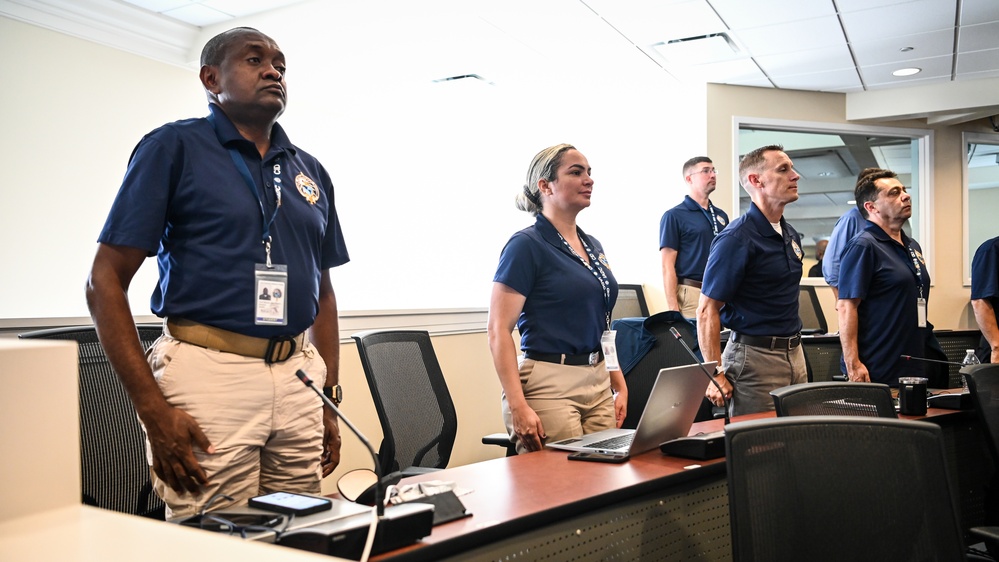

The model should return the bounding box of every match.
[545,361,716,458]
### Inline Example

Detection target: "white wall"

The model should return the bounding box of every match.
[0,0,706,321]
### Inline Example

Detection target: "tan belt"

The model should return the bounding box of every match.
[677,277,703,289]
[164,318,306,364]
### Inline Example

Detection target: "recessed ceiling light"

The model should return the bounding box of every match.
[847,200,856,205]
[892,67,922,77]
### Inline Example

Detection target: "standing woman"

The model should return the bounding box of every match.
[487,144,627,454]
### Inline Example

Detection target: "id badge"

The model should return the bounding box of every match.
[255,264,288,326]
[916,297,927,328]
[601,330,620,371]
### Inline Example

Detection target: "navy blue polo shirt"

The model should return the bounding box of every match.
[838,223,930,385]
[972,236,999,331]
[701,203,803,337]
[99,104,349,338]
[659,196,729,281]
[494,214,618,355]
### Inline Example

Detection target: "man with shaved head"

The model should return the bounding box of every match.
[86,28,349,518]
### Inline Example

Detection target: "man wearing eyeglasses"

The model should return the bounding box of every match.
[837,169,930,386]
[659,156,729,318]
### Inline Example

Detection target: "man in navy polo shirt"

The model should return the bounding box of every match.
[660,156,729,318]
[697,145,807,416]
[838,169,929,385]
[86,28,349,518]
[972,236,999,363]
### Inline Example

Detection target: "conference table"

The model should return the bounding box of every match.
[370,402,992,562]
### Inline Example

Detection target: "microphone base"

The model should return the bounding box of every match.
[927,392,972,410]
[660,430,726,460]
[278,502,434,559]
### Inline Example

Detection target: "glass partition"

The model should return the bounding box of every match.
[734,118,932,276]
[963,132,999,285]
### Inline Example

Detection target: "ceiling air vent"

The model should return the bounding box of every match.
[652,32,741,65]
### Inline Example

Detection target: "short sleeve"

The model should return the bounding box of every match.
[972,239,999,300]
[493,233,535,298]
[701,232,749,303]
[837,238,875,300]
[659,210,681,250]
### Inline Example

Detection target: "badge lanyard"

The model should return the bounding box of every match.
[556,230,613,330]
[208,112,289,326]
[906,243,928,327]
[207,113,282,267]
[701,202,720,235]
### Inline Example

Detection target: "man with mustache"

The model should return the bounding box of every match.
[837,169,929,386]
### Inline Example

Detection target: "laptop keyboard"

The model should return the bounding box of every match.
[587,433,634,451]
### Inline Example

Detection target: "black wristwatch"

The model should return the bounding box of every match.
[323,384,343,406]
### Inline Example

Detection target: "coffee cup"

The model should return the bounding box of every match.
[898,377,928,416]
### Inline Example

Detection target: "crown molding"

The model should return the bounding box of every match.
[1,0,199,68]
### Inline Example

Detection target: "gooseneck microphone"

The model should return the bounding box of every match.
[669,327,731,426]
[900,355,962,366]
[295,369,385,517]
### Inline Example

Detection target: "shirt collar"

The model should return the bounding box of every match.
[207,103,296,157]
[746,202,784,238]
[681,195,712,212]
[864,220,913,247]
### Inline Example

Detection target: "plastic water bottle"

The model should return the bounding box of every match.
[960,349,980,392]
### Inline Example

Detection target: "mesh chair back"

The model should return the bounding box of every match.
[798,285,828,335]
[726,416,965,562]
[935,329,985,388]
[352,330,457,475]
[611,284,650,322]
[770,381,897,418]
[800,336,843,383]
[19,324,165,519]
[619,311,699,429]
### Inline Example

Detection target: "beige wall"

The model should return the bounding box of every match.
[706,83,998,331]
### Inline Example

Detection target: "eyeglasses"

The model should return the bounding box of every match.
[185,493,293,539]
[691,168,717,176]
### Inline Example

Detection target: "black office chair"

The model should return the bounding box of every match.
[726,416,965,561]
[19,324,165,519]
[965,365,999,554]
[770,381,897,418]
[798,285,828,335]
[935,329,985,388]
[352,330,458,475]
[617,311,704,429]
[800,335,844,382]
[611,284,650,322]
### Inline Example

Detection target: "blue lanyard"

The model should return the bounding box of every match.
[207,113,281,264]
[557,229,613,329]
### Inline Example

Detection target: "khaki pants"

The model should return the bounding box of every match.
[722,341,807,416]
[677,284,701,319]
[145,335,326,519]
[502,358,615,455]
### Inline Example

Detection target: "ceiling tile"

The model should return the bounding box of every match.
[958,21,999,52]
[861,53,954,84]
[162,3,232,26]
[121,0,192,11]
[754,43,855,77]
[840,0,956,38]
[771,67,864,91]
[835,0,923,12]
[729,15,845,57]
[201,0,309,19]
[684,57,768,82]
[587,0,725,44]
[960,0,999,25]
[850,28,954,66]
[957,47,999,73]
[709,0,835,29]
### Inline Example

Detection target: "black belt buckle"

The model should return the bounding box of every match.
[265,335,297,364]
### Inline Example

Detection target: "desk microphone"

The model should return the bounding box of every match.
[295,369,385,517]
[900,355,962,366]
[669,327,730,426]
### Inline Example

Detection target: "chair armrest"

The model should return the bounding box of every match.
[971,526,999,542]
[482,432,511,446]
